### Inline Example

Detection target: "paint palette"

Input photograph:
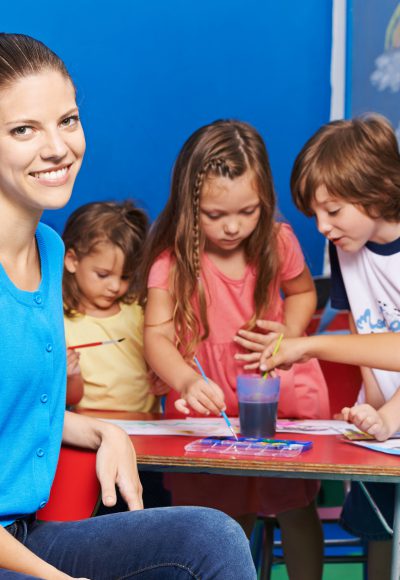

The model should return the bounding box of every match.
[184,436,312,457]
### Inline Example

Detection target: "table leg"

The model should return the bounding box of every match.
[391,483,400,580]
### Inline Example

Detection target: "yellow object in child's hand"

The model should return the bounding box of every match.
[342,429,375,441]
[263,333,284,379]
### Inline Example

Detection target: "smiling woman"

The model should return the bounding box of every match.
[0,33,256,580]
[0,70,85,216]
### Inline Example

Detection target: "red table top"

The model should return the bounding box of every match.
[77,410,400,483]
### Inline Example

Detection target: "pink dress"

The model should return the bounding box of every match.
[148,223,330,516]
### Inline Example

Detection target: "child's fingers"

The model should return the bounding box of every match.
[67,349,80,363]
[333,412,345,420]
[341,407,351,421]
[371,424,391,442]
[234,352,261,362]
[356,413,380,435]
[186,396,214,415]
[175,397,218,416]
[365,421,382,436]
[183,386,225,416]
[256,319,285,333]
[236,329,276,347]
[175,399,191,414]
[234,335,266,351]
[190,388,224,416]
[259,352,292,372]
[243,361,262,370]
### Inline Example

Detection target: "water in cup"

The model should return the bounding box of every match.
[237,375,280,438]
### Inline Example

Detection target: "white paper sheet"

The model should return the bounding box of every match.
[99,417,240,437]
[347,439,400,456]
[276,419,352,435]
[98,417,354,437]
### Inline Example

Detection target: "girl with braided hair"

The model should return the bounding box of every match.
[141,119,330,580]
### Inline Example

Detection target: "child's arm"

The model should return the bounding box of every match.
[63,410,143,511]
[348,315,385,409]
[342,389,400,441]
[234,266,316,367]
[280,265,317,337]
[66,349,84,406]
[236,332,400,373]
[144,288,225,415]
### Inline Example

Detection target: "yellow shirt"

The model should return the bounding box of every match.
[64,302,157,412]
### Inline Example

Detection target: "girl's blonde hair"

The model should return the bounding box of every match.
[140,119,280,359]
[63,201,148,317]
[291,113,400,220]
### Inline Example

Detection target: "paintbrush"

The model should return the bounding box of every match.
[193,356,239,441]
[262,333,284,379]
[68,338,125,350]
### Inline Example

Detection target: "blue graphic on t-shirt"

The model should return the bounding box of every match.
[356,304,400,332]
[378,301,400,332]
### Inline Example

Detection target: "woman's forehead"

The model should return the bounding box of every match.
[0,70,76,119]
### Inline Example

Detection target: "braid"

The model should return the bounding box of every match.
[192,158,229,278]
[189,157,232,346]
[192,169,205,279]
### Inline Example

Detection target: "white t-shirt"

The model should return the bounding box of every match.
[330,238,400,402]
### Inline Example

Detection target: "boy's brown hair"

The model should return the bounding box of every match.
[291,114,400,220]
[63,201,148,317]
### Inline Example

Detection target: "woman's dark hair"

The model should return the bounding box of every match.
[0,33,73,91]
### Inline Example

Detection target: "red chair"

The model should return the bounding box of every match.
[319,359,362,416]
[37,445,100,521]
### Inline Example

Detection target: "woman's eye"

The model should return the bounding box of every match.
[11,126,33,137]
[204,213,221,220]
[61,115,80,128]
[328,209,340,216]
[96,272,108,279]
[241,208,256,216]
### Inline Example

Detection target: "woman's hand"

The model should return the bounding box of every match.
[175,377,225,416]
[63,413,143,511]
[95,423,143,510]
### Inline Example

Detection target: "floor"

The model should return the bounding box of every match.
[271,563,362,579]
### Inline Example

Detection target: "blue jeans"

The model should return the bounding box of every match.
[1,506,256,579]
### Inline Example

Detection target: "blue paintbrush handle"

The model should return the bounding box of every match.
[193,357,238,440]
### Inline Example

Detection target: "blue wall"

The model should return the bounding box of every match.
[3,0,332,274]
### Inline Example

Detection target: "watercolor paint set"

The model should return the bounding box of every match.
[184,436,312,458]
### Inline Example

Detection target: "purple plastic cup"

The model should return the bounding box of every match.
[237,374,280,437]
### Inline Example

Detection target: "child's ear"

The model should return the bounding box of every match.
[64,249,79,274]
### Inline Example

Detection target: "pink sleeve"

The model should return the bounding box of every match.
[147,251,173,290]
[277,223,305,281]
